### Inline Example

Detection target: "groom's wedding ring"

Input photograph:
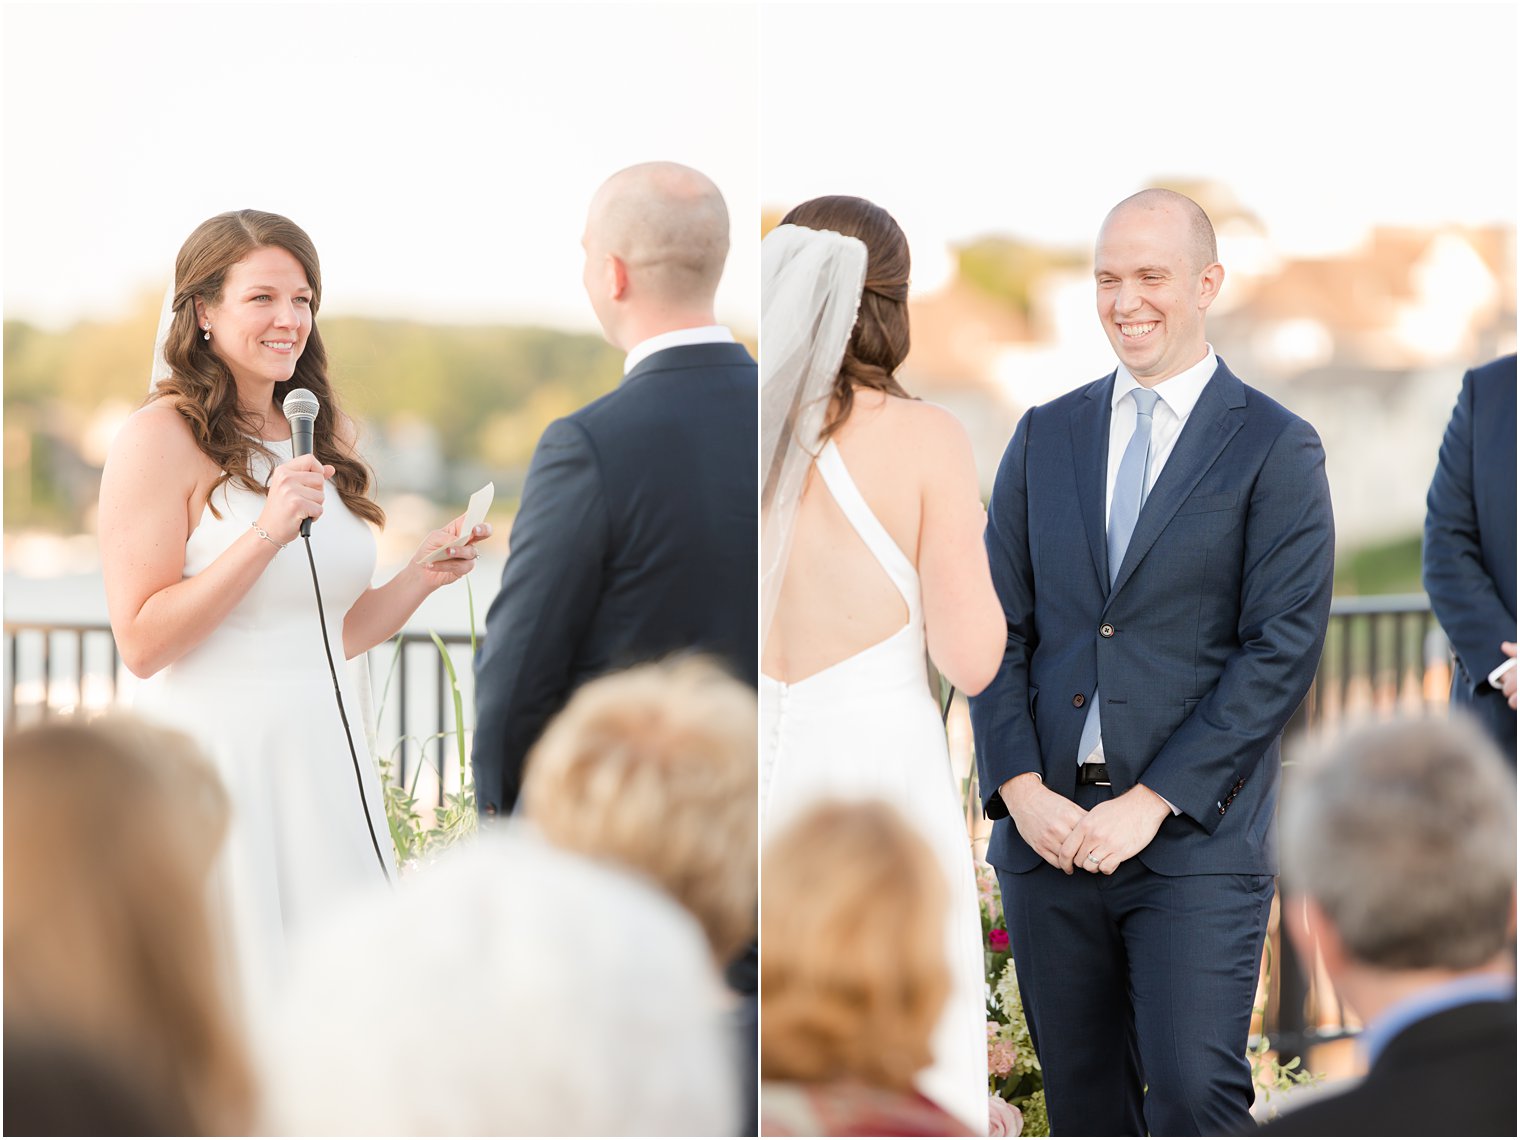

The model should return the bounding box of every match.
[1086,852,1101,864]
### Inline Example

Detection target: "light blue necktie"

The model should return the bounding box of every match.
[1076,387,1161,766]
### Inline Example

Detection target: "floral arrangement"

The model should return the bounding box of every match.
[979,861,1048,1137]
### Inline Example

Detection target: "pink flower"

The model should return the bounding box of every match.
[988,927,1010,952]
[986,1022,1019,1077]
[988,1094,1024,1137]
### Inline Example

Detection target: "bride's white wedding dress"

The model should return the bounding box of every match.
[133,439,394,1014]
[761,438,989,1135]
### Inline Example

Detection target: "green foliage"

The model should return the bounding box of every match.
[321,317,621,468]
[2,304,623,531]
[429,628,470,789]
[1248,1035,1317,1118]
[955,237,1086,320]
[1249,937,1323,1120]
[1017,1089,1049,1137]
[372,632,479,869]
[1333,532,1423,596]
[378,747,428,865]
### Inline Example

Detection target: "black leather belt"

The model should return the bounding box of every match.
[1077,762,1111,786]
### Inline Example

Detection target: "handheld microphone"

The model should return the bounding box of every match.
[281,388,320,537]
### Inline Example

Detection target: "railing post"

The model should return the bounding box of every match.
[6,631,17,729]
[1274,894,1312,1062]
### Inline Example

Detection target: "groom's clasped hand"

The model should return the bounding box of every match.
[1002,772,1170,875]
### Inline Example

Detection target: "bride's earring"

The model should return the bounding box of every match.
[202,324,212,341]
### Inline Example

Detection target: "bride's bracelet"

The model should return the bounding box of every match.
[251,522,289,550]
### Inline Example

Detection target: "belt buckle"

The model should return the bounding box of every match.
[1081,762,1111,787]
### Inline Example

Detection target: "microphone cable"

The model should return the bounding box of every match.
[281,387,391,886]
[301,532,393,886]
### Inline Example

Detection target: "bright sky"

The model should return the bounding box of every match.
[761,2,1516,286]
[3,2,760,332]
[5,3,1514,332]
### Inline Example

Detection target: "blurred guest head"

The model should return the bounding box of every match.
[259,828,735,1136]
[522,657,757,964]
[1281,714,1516,978]
[3,715,252,1135]
[779,195,912,436]
[582,161,730,349]
[761,799,950,1090]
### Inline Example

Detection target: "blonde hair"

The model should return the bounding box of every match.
[3,715,253,1135]
[760,800,950,1089]
[521,657,757,963]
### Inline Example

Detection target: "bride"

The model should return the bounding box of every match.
[760,196,1005,1134]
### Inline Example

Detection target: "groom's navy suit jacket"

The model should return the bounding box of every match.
[971,359,1335,876]
[471,341,758,816]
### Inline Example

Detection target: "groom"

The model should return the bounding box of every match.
[970,189,1334,1135]
[471,162,757,818]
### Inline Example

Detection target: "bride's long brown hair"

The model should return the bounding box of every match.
[151,210,384,527]
[780,195,915,439]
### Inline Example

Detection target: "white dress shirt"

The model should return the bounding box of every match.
[1084,345,1220,809]
[1103,346,1219,519]
[623,325,735,375]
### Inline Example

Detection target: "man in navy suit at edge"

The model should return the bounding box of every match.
[970,188,1335,1135]
[1422,352,1517,763]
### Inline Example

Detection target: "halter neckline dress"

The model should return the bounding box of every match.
[761,437,989,1134]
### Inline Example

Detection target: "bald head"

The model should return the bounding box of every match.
[586,162,730,309]
[1101,189,1218,274]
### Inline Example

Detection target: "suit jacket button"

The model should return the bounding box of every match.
[1099,623,1115,638]
[1072,693,1086,708]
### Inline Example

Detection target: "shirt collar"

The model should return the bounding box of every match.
[1361,973,1516,1067]
[1112,343,1219,420]
[623,325,735,375]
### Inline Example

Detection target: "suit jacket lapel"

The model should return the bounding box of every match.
[1106,363,1247,607]
[1069,374,1114,588]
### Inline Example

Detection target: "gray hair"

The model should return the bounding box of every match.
[1281,715,1516,970]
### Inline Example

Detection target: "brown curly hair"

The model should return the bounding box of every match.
[151,210,383,527]
[760,799,949,1089]
[780,195,915,438]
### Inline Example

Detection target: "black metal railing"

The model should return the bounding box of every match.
[2,622,479,807]
[1268,593,1449,1064]
[4,595,1454,1068]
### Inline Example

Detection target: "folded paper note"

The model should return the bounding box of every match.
[417,482,495,564]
